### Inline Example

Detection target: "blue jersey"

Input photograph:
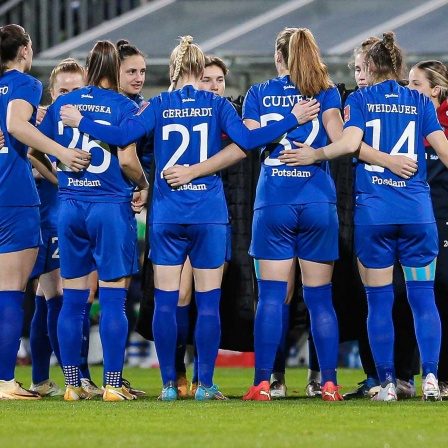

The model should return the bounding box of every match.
[35,156,59,229]
[0,70,42,207]
[345,80,442,225]
[39,86,138,203]
[243,75,340,210]
[77,85,299,224]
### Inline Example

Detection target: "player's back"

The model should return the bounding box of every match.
[0,70,41,207]
[40,86,138,203]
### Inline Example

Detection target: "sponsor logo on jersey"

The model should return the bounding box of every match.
[182,98,195,103]
[0,86,9,94]
[371,176,406,187]
[271,168,311,177]
[385,94,399,98]
[67,178,102,187]
[172,182,207,191]
[344,105,350,122]
[73,104,111,114]
[81,94,93,99]
[283,85,295,90]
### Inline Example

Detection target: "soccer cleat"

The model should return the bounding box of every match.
[422,373,441,401]
[371,383,397,402]
[343,377,380,399]
[305,380,322,397]
[439,381,448,400]
[190,381,198,397]
[80,378,104,397]
[321,381,344,401]
[158,381,178,401]
[30,380,64,397]
[103,385,137,401]
[176,373,190,398]
[0,379,41,400]
[242,381,271,401]
[270,380,287,398]
[195,383,228,401]
[122,378,146,397]
[395,379,416,399]
[64,385,93,401]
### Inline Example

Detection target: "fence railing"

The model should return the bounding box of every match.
[0,0,146,54]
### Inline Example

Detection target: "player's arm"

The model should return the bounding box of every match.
[117,142,149,213]
[27,148,58,185]
[163,143,246,187]
[7,99,91,172]
[357,143,418,179]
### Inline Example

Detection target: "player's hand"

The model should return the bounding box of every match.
[36,106,48,126]
[60,105,83,128]
[131,188,148,213]
[0,130,4,148]
[291,99,320,125]
[386,155,418,179]
[58,147,91,172]
[163,165,194,187]
[278,142,318,166]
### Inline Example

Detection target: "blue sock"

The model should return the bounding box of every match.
[303,284,338,385]
[0,291,24,380]
[79,301,92,379]
[254,279,287,386]
[99,288,128,388]
[152,289,179,386]
[46,295,62,366]
[30,295,52,384]
[195,289,221,387]
[365,284,395,386]
[406,280,441,377]
[308,334,320,373]
[175,304,190,374]
[273,303,290,374]
[58,289,89,387]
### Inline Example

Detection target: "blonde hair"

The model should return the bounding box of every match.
[169,35,205,92]
[348,36,380,70]
[276,27,331,97]
[49,58,84,90]
[413,60,448,104]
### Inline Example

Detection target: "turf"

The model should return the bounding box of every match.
[0,366,445,448]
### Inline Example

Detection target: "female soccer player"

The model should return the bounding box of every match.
[287,31,448,401]
[60,34,319,401]
[0,24,90,400]
[29,58,85,397]
[241,27,344,401]
[408,60,448,399]
[39,40,149,401]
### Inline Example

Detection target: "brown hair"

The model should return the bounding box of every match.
[204,55,229,75]
[49,58,84,91]
[348,36,380,70]
[276,27,331,97]
[412,60,448,105]
[116,39,146,62]
[85,40,120,92]
[169,35,205,92]
[366,31,406,83]
[0,24,30,75]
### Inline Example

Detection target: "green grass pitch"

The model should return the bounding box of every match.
[0,366,446,448]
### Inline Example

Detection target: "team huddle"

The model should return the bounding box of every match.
[1,23,448,403]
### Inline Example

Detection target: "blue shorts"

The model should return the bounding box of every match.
[355,223,438,268]
[58,200,138,281]
[150,223,227,269]
[30,227,60,278]
[0,206,41,254]
[225,223,232,262]
[250,203,339,261]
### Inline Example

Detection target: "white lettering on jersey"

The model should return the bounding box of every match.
[162,108,213,119]
[366,104,417,115]
[271,168,311,177]
[262,94,312,108]
[67,178,102,187]
[371,176,407,187]
[73,104,111,114]
[172,182,207,191]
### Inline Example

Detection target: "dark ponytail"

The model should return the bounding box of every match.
[0,24,30,75]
